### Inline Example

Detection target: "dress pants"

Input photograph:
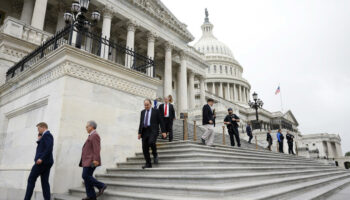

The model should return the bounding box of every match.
[278,141,284,153]
[288,142,294,154]
[267,141,272,151]
[202,124,215,146]
[247,133,253,143]
[163,117,173,141]
[82,167,105,198]
[228,127,241,147]
[142,127,158,164]
[24,163,53,200]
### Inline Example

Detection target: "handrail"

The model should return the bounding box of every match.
[6,24,155,80]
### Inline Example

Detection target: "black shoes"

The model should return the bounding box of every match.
[154,157,159,164]
[142,163,152,169]
[96,185,107,197]
[201,138,206,145]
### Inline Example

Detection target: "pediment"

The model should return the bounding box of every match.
[283,110,299,125]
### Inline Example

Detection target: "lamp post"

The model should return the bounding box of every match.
[248,92,264,129]
[64,0,100,48]
[248,92,263,149]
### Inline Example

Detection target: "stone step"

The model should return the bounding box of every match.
[132,148,319,163]
[117,159,328,169]
[96,168,339,185]
[126,153,320,165]
[106,166,337,176]
[156,141,313,161]
[68,171,348,198]
[289,178,350,200]
[241,174,350,200]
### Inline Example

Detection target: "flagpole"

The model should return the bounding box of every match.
[279,83,284,112]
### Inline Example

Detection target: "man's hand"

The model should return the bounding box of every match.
[232,118,236,121]
[92,160,99,167]
[36,159,42,165]
[209,120,213,124]
[138,134,141,140]
[162,133,167,139]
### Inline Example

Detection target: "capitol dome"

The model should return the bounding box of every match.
[194,10,234,58]
[193,9,251,105]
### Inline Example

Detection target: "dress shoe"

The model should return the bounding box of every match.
[142,163,152,169]
[96,185,107,197]
[201,138,206,145]
[82,197,96,200]
[154,157,159,164]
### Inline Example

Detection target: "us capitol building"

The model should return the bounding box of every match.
[0,0,347,198]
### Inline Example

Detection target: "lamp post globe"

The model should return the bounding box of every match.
[253,92,258,101]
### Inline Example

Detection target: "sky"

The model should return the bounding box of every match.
[162,0,350,154]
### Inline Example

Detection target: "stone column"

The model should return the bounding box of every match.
[232,83,236,101]
[125,22,136,68]
[146,32,156,77]
[163,42,172,96]
[218,82,223,97]
[55,1,66,32]
[188,71,195,109]
[21,0,35,24]
[101,9,113,59]
[200,77,206,105]
[178,52,188,112]
[246,88,250,102]
[211,82,215,94]
[326,142,333,159]
[238,85,242,102]
[227,83,231,101]
[31,0,48,30]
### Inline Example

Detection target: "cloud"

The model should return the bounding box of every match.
[162,0,350,154]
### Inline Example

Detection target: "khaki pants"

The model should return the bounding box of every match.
[202,124,215,146]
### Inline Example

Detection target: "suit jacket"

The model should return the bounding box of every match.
[35,131,54,165]
[138,108,165,138]
[80,131,101,167]
[202,104,214,125]
[246,125,252,135]
[159,103,175,120]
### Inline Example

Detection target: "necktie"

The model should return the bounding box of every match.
[144,110,149,127]
[164,103,167,116]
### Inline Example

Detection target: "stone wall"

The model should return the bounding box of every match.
[0,45,161,198]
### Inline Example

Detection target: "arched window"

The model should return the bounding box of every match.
[230,67,233,75]
[220,65,222,73]
[208,66,210,73]
[214,65,217,73]
[225,66,228,74]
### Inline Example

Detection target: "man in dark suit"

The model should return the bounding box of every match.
[159,96,176,142]
[286,131,295,155]
[80,121,107,200]
[201,98,215,146]
[224,108,241,147]
[246,122,253,144]
[24,122,54,200]
[138,99,166,169]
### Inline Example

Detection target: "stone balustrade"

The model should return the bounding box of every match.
[0,17,52,45]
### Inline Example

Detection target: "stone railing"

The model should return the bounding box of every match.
[0,17,52,45]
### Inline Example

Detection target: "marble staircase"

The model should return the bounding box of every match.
[54,139,350,200]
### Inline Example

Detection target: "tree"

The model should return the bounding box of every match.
[345,152,350,157]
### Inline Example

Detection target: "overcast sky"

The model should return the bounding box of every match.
[162,0,350,154]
